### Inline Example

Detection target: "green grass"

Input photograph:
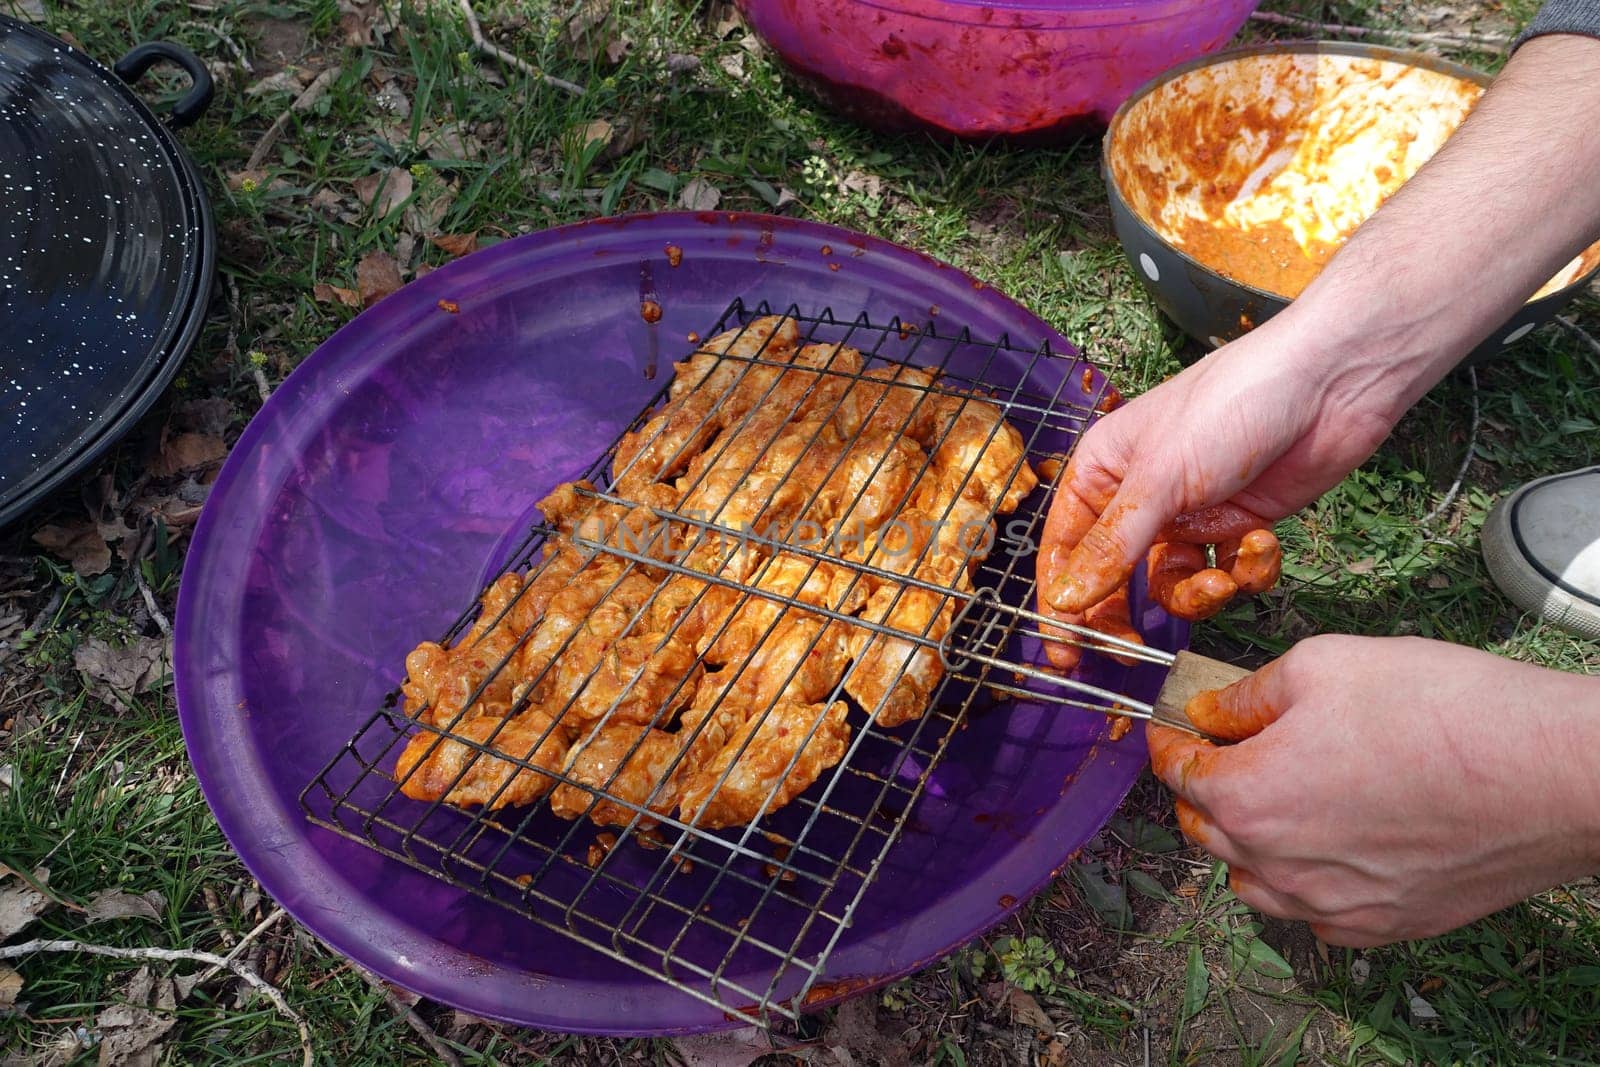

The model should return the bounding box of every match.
[2,0,1598,1062]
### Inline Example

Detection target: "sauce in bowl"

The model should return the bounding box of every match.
[1108,51,1600,301]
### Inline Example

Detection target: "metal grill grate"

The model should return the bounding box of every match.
[298,298,1125,1026]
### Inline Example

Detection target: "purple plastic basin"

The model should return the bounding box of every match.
[175,212,1185,1034]
[738,0,1261,141]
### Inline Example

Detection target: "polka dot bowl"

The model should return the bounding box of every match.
[1103,40,1600,365]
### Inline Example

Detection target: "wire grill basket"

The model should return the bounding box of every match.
[298,298,1126,1026]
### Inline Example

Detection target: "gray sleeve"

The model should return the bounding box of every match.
[1516,0,1600,48]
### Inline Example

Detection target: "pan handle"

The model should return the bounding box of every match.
[113,41,214,130]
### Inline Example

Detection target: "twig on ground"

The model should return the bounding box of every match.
[455,0,584,95]
[132,565,172,638]
[245,66,341,171]
[201,887,237,949]
[339,951,462,1067]
[224,276,272,403]
[194,906,286,986]
[0,939,313,1067]
[250,364,272,403]
[207,22,253,75]
[1557,315,1600,367]
[1422,366,1480,529]
[1248,11,1510,50]
[52,729,85,795]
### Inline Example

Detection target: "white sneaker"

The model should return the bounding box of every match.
[1482,466,1600,641]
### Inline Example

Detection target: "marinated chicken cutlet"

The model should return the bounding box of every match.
[676,700,850,829]
[844,582,964,728]
[613,316,802,489]
[402,572,532,727]
[518,566,700,728]
[834,364,944,443]
[549,725,684,827]
[395,709,569,808]
[922,391,1040,513]
[704,553,865,665]
[392,313,1049,828]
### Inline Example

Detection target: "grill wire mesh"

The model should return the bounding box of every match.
[299,298,1121,1026]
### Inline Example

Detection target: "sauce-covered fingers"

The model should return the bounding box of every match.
[1228,528,1282,595]
[1147,541,1205,604]
[1048,512,1140,613]
[1147,722,1225,797]
[1034,595,1085,671]
[1156,503,1267,545]
[1166,569,1238,620]
[1147,543,1238,621]
[1183,655,1290,740]
[1175,797,1211,846]
[1215,537,1241,574]
[1081,584,1144,666]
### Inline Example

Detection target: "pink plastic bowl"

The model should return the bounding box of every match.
[738,0,1262,141]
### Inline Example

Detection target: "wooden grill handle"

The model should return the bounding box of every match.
[1152,651,1252,736]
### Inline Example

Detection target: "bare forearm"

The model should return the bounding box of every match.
[1276,33,1600,423]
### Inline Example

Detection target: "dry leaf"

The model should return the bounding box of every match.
[356,251,404,307]
[678,177,721,212]
[97,968,177,1067]
[310,187,348,216]
[0,964,21,1013]
[374,80,410,118]
[579,117,614,151]
[413,262,437,280]
[2,0,45,21]
[84,888,166,924]
[353,166,413,218]
[32,520,111,576]
[175,398,231,436]
[431,233,478,257]
[403,185,455,234]
[244,69,306,97]
[600,119,646,160]
[710,2,746,38]
[819,997,911,1066]
[605,33,634,65]
[151,432,227,478]
[0,764,13,792]
[313,282,361,308]
[0,867,52,939]
[339,10,371,47]
[840,170,882,198]
[1006,986,1054,1034]
[425,121,481,162]
[1348,556,1378,575]
[669,1027,771,1067]
[1040,1039,1069,1067]
[718,52,745,80]
[73,635,169,701]
[564,0,611,59]
[665,53,700,74]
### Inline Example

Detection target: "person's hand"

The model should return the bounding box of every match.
[1149,634,1600,947]
[1039,321,1400,621]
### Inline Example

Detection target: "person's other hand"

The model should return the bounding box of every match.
[1039,321,1400,620]
[1149,635,1600,947]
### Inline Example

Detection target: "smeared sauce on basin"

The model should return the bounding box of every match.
[1109,52,1600,300]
